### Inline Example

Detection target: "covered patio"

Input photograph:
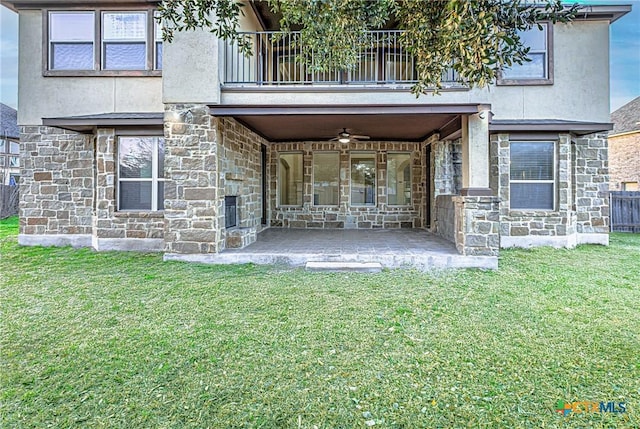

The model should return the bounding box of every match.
[165,228,498,270]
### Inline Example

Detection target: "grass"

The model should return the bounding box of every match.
[1,215,639,428]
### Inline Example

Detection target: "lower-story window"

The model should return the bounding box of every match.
[510,141,555,210]
[278,152,303,206]
[351,152,376,206]
[118,136,164,211]
[387,153,411,205]
[313,152,339,206]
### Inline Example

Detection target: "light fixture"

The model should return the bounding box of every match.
[331,128,370,144]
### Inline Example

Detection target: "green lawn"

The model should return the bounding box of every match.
[1,216,638,428]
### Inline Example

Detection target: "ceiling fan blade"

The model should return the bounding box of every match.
[329,137,339,141]
[352,135,370,140]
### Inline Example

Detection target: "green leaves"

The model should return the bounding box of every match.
[158,0,578,95]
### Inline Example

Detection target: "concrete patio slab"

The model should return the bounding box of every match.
[164,228,498,270]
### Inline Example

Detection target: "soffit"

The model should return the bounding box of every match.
[208,104,479,142]
[248,1,631,31]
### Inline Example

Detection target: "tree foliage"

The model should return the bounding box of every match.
[157,0,578,95]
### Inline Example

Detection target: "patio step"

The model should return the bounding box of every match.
[305,261,383,273]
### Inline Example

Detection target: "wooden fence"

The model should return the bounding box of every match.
[1,184,19,219]
[610,191,640,233]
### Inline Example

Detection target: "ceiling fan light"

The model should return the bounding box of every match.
[338,137,350,144]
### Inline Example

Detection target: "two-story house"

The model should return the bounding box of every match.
[2,1,630,269]
[1,103,20,186]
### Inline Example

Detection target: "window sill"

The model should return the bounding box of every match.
[497,78,553,86]
[508,209,559,217]
[44,70,162,78]
[115,211,164,219]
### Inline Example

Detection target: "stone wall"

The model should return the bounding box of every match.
[497,134,575,245]
[430,136,462,234]
[434,195,455,243]
[163,104,221,255]
[218,117,267,249]
[574,133,609,235]
[93,128,164,251]
[608,133,639,190]
[18,125,94,247]
[269,141,423,229]
[493,132,609,248]
[432,138,462,196]
[452,196,500,256]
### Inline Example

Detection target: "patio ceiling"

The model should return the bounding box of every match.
[208,104,478,142]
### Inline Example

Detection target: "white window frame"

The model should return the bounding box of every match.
[45,9,160,75]
[154,12,162,70]
[117,137,164,212]
[102,11,148,70]
[277,152,304,207]
[350,152,377,206]
[48,11,96,71]
[312,151,340,207]
[386,152,412,206]
[509,141,556,211]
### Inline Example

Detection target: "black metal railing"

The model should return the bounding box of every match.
[222,30,462,87]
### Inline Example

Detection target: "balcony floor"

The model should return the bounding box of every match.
[165,228,498,270]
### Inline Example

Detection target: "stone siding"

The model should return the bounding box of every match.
[93,128,164,250]
[432,138,462,196]
[452,196,500,256]
[429,136,462,235]
[608,133,640,190]
[434,195,455,243]
[19,126,94,239]
[269,141,424,229]
[493,132,608,247]
[218,117,267,249]
[163,104,221,254]
[574,133,609,234]
[496,133,576,239]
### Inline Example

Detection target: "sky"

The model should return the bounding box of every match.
[0,1,638,112]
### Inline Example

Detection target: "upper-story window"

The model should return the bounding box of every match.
[47,10,161,75]
[499,23,552,85]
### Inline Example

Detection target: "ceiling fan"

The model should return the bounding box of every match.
[330,128,371,144]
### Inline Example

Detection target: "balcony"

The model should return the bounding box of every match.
[222,30,463,87]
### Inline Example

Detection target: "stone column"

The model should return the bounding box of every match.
[461,106,492,196]
[163,104,222,258]
[574,133,609,245]
[452,196,500,256]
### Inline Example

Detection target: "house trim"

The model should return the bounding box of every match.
[490,119,612,135]
[18,233,92,248]
[208,104,482,116]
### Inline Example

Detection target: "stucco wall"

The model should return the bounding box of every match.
[221,20,611,124]
[16,6,611,125]
[17,10,163,126]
